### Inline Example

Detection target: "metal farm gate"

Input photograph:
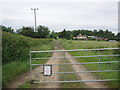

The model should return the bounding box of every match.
[29,48,119,83]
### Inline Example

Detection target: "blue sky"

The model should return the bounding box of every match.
[1,0,119,34]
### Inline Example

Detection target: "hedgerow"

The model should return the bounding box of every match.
[2,31,53,64]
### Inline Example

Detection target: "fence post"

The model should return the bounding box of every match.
[98,50,101,79]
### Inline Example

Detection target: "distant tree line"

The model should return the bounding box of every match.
[57,29,119,41]
[0,25,119,41]
[0,25,50,38]
[17,25,50,38]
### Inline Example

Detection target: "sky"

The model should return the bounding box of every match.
[0,0,119,34]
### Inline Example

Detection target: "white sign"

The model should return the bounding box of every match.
[43,65,52,76]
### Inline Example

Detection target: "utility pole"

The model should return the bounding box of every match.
[31,8,38,32]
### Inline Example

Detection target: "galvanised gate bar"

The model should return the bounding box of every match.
[29,48,120,83]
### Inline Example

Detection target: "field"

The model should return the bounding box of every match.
[60,39,119,88]
[2,32,54,87]
[2,33,119,88]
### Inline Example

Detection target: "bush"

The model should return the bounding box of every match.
[2,32,29,64]
[2,31,53,64]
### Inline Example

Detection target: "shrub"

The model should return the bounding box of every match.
[2,31,53,64]
[2,32,29,64]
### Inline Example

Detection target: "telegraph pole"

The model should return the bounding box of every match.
[31,8,38,32]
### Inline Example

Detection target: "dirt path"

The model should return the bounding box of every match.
[30,40,62,88]
[65,52,107,88]
[32,52,61,88]
[31,40,69,88]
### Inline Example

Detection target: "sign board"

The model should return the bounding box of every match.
[43,65,52,76]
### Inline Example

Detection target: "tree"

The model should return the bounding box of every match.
[37,25,50,38]
[72,30,79,37]
[104,29,109,38]
[0,25,14,33]
[49,30,58,39]
[17,26,34,37]
[59,29,71,39]
[115,32,120,41]
[98,30,105,37]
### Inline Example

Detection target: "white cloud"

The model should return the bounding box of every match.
[1,1,118,34]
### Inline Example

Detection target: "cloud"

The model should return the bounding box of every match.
[1,1,118,34]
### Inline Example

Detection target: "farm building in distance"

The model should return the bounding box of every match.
[73,34,87,40]
[88,36,97,39]
[73,34,108,41]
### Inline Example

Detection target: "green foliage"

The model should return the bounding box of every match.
[2,31,54,64]
[2,32,30,64]
[16,25,50,38]
[115,33,120,41]
[17,26,34,37]
[2,61,29,86]
[58,29,118,41]
[49,30,58,39]
[0,25,14,33]
[59,29,71,40]
[37,25,50,38]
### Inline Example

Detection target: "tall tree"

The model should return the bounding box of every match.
[37,25,50,38]
[17,26,34,37]
[59,29,71,39]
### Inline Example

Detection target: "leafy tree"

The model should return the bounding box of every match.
[49,30,58,39]
[115,33,120,41]
[0,25,14,33]
[59,29,71,39]
[104,29,109,38]
[98,30,105,37]
[37,25,50,38]
[17,26,34,37]
[71,30,80,37]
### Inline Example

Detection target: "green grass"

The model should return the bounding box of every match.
[2,61,29,86]
[60,39,119,88]
[60,39,118,49]
[19,80,32,88]
[2,32,54,87]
